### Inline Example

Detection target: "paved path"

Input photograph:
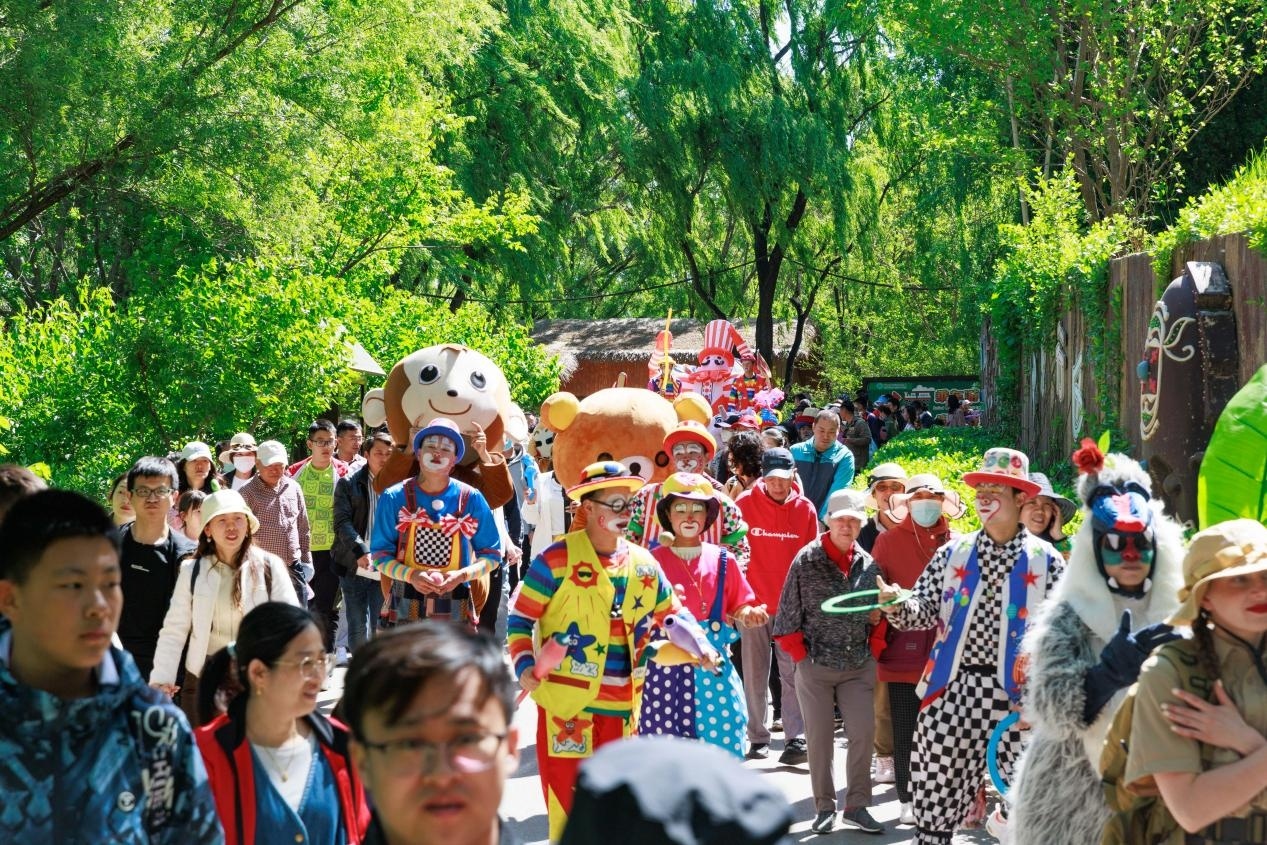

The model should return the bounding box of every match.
[320,665,997,845]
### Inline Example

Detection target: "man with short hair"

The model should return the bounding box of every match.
[337,419,368,472]
[117,456,197,679]
[334,431,394,652]
[0,489,221,842]
[289,419,353,652]
[879,448,1065,845]
[839,402,872,473]
[0,463,46,524]
[343,620,522,845]
[735,447,820,763]
[240,439,312,597]
[790,409,856,522]
[773,488,884,835]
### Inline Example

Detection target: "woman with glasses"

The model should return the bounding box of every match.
[150,489,300,723]
[197,602,370,845]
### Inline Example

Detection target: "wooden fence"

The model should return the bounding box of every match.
[991,232,1267,468]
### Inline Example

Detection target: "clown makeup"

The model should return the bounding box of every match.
[671,443,708,473]
[974,483,1021,527]
[587,495,633,536]
[419,436,458,474]
[1099,531,1154,590]
[668,501,708,540]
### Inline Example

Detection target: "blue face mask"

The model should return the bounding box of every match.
[909,499,944,528]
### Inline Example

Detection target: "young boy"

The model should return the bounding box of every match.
[0,489,222,843]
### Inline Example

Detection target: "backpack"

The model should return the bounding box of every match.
[1099,638,1216,845]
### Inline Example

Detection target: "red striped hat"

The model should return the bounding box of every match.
[698,319,752,367]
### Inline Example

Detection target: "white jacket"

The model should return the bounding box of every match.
[149,547,300,685]
[522,471,567,545]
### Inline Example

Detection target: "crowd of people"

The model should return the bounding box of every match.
[2,384,1267,845]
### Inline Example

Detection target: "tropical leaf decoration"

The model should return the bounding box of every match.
[1198,364,1267,528]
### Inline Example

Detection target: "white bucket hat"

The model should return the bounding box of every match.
[864,462,909,510]
[889,473,966,521]
[218,432,258,465]
[199,490,260,534]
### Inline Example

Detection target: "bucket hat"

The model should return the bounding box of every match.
[1170,519,1267,624]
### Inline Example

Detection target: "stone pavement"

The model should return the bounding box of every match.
[320,663,997,845]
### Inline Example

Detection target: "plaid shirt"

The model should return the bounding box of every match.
[240,474,312,565]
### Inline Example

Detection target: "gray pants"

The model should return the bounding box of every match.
[741,623,803,743]
[797,657,876,812]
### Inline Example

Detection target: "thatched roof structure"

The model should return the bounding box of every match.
[532,317,815,379]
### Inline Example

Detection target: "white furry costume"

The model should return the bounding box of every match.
[1008,456,1186,845]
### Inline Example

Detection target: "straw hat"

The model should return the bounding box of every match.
[1170,519,1267,624]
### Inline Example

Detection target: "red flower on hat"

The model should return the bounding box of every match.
[1071,437,1105,475]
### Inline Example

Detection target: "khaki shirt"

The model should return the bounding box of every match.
[1127,632,1267,823]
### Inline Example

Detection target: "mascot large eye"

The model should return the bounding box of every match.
[419,365,440,384]
[469,371,487,390]
[623,455,655,481]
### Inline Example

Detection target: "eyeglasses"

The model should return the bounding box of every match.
[131,486,174,500]
[359,732,508,776]
[309,439,336,448]
[274,653,330,679]
[591,497,632,513]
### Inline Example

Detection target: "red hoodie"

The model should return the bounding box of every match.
[735,480,820,609]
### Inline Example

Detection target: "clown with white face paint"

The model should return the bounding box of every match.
[506,462,695,839]
[625,421,750,567]
[878,448,1065,845]
[370,417,502,627]
[639,473,765,758]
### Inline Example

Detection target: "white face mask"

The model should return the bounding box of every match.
[909,499,944,528]
[233,455,256,474]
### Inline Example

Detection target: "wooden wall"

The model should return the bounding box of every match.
[1004,232,1266,465]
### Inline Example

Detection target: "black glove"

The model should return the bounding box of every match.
[1083,609,1181,723]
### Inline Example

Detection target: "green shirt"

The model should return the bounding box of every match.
[297,462,336,552]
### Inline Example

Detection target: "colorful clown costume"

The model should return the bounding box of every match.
[370,476,501,625]
[639,543,754,757]
[626,482,749,566]
[506,531,682,840]
[884,528,1064,844]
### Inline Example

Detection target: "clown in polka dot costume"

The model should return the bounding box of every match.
[639,473,767,757]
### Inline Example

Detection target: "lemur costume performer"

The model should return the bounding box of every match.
[1006,438,1185,844]
[880,448,1065,845]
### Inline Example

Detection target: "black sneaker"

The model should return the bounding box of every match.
[810,810,835,834]
[745,742,769,760]
[840,807,884,834]
[778,737,808,765]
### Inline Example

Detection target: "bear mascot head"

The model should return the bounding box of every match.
[540,387,712,492]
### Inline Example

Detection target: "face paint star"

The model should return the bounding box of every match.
[560,622,597,663]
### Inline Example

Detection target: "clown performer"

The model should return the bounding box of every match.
[678,319,753,411]
[507,462,713,840]
[1005,439,1184,845]
[877,447,1066,845]
[639,472,769,757]
[369,417,502,626]
[626,420,750,567]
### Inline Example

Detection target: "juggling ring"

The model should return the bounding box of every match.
[820,588,913,614]
[987,711,1021,795]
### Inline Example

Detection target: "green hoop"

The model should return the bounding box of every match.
[819,587,913,614]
